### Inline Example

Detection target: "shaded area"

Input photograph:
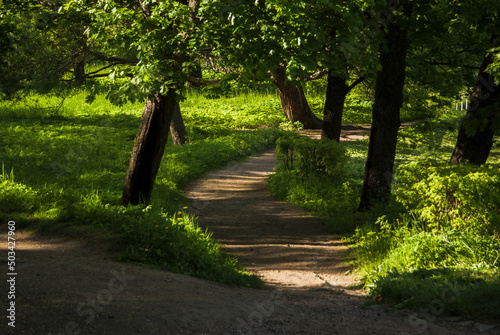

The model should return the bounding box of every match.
[0,229,488,335]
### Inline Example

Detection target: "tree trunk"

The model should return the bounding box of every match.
[321,71,347,141]
[121,90,177,206]
[74,60,86,86]
[272,67,323,129]
[450,51,500,165]
[170,101,188,145]
[358,10,412,211]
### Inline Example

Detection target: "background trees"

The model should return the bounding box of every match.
[1,0,498,209]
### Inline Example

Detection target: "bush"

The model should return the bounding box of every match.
[275,133,349,176]
[0,168,37,213]
[269,134,359,233]
[395,161,500,234]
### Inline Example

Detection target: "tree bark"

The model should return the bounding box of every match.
[272,67,323,129]
[321,71,347,141]
[74,60,86,86]
[121,90,177,206]
[358,9,412,211]
[450,50,500,165]
[170,101,188,145]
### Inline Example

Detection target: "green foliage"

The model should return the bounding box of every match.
[269,133,359,233]
[395,162,500,233]
[268,109,500,317]
[0,166,37,213]
[352,213,500,318]
[275,133,349,176]
[0,91,284,287]
[373,268,500,319]
[180,89,285,134]
[347,118,500,317]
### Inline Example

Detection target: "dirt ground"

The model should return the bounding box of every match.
[1,127,499,335]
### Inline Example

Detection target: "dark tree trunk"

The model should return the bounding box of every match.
[450,51,500,165]
[170,101,188,145]
[358,10,412,211]
[74,60,86,86]
[272,67,323,129]
[121,90,177,206]
[321,71,347,141]
[187,64,202,87]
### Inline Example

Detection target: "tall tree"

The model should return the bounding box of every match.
[359,1,413,211]
[67,0,200,205]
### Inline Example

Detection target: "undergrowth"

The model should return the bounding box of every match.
[268,109,500,318]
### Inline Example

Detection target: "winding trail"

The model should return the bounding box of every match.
[185,149,356,291]
[184,126,373,291]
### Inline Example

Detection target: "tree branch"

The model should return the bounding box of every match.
[85,62,121,76]
[90,51,139,65]
[424,60,481,70]
[302,69,329,82]
[346,76,365,93]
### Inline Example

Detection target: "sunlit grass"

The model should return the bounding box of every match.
[0,91,284,287]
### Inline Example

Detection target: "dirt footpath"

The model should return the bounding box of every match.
[1,126,498,334]
[2,228,496,335]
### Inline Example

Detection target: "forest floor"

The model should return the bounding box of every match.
[1,126,499,335]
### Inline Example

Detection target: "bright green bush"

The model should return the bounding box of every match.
[0,168,37,213]
[395,161,500,234]
[269,134,359,232]
[275,133,349,176]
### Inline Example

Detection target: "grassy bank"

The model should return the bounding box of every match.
[268,110,500,319]
[0,91,286,287]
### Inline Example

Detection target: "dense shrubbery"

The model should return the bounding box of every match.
[269,133,359,233]
[396,161,500,234]
[268,112,500,318]
[275,133,349,175]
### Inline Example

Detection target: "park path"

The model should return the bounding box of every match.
[185,148,358,291]
[184,127,372,291]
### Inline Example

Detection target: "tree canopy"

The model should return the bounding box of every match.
[1,0,499,207]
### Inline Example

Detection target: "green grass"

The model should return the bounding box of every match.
[267,108,500,318]
[0,90,286,287]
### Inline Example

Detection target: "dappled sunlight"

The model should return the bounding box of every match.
[186,149,358,291]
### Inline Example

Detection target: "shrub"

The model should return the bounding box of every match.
[0,168,37,213]
[395,161,500,234]
[275,133,349,176]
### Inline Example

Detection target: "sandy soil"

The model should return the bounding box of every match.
[1,126,498,335]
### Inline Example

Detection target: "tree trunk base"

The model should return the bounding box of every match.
[121,90,177,206]
[273,67,323,130]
